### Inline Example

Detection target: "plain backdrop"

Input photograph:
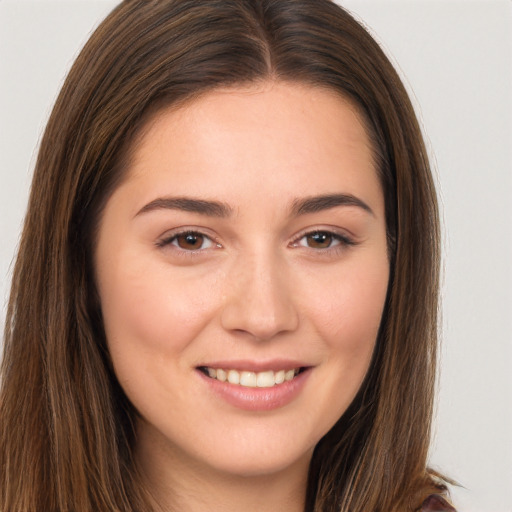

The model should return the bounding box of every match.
[0,1,511,511]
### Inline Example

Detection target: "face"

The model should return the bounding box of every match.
[95,82,389,481]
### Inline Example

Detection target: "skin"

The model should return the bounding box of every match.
[95,81,390,512]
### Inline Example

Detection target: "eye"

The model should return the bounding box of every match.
[300,231,339,249]
[294,230,354,250]
[158,231,214,251]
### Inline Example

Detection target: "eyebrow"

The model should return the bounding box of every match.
[291,193,374,217]
[136,197,233,217]
[135,193,373,219]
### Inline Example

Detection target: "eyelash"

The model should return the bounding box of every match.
[156,230,219,253]
[156,228,356,256]
[290,229,356,252]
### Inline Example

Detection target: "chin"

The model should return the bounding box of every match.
[205,446,314,479]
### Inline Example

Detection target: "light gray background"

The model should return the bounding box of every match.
[1,1,511,511]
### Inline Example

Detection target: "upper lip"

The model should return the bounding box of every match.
[196,359,310,372]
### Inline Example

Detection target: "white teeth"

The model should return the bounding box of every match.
[285,369,295,381]
[240,371,257,387]
[275,370,285,384]
[256,371,274,388]
[204,367,301,387]
[227,370,240,384]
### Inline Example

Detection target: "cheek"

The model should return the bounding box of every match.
[97,256,222,373]
[306,258,388,345]
[301,255,389,407]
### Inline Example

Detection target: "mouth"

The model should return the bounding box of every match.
[197,366,308,388]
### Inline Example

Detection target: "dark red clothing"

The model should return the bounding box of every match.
[421,494,456,511]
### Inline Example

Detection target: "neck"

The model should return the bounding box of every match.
[135,426,311,512]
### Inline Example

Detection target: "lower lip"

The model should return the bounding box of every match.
[197,369,311,411]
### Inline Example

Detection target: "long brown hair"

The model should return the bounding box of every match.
[0,1,444,510]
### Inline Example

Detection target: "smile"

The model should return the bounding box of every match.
[198,367,304,388]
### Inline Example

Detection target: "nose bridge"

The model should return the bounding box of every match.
[220,244,299,340]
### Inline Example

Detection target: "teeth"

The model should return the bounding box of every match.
[240,371,257,387]
[256,371,274,388]
[227,370,240,384]
[203,367,301,388]
[285,369,295,381]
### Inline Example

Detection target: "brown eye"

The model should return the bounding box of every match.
[294,230,353,251]
[170,232,213,251]
[305,231,335,249]
[176,233,204,249]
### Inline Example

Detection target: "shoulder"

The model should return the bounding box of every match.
[420,494,456,512]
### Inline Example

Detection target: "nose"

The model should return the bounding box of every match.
[220,251,299,341]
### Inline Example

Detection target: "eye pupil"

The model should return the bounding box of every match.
[177,233,203,250]
[307,232,332,248]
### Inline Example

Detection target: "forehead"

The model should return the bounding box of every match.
[132,82,373,159]
[120,81,381,216]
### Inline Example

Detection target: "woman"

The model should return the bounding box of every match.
[0,1,455,511]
